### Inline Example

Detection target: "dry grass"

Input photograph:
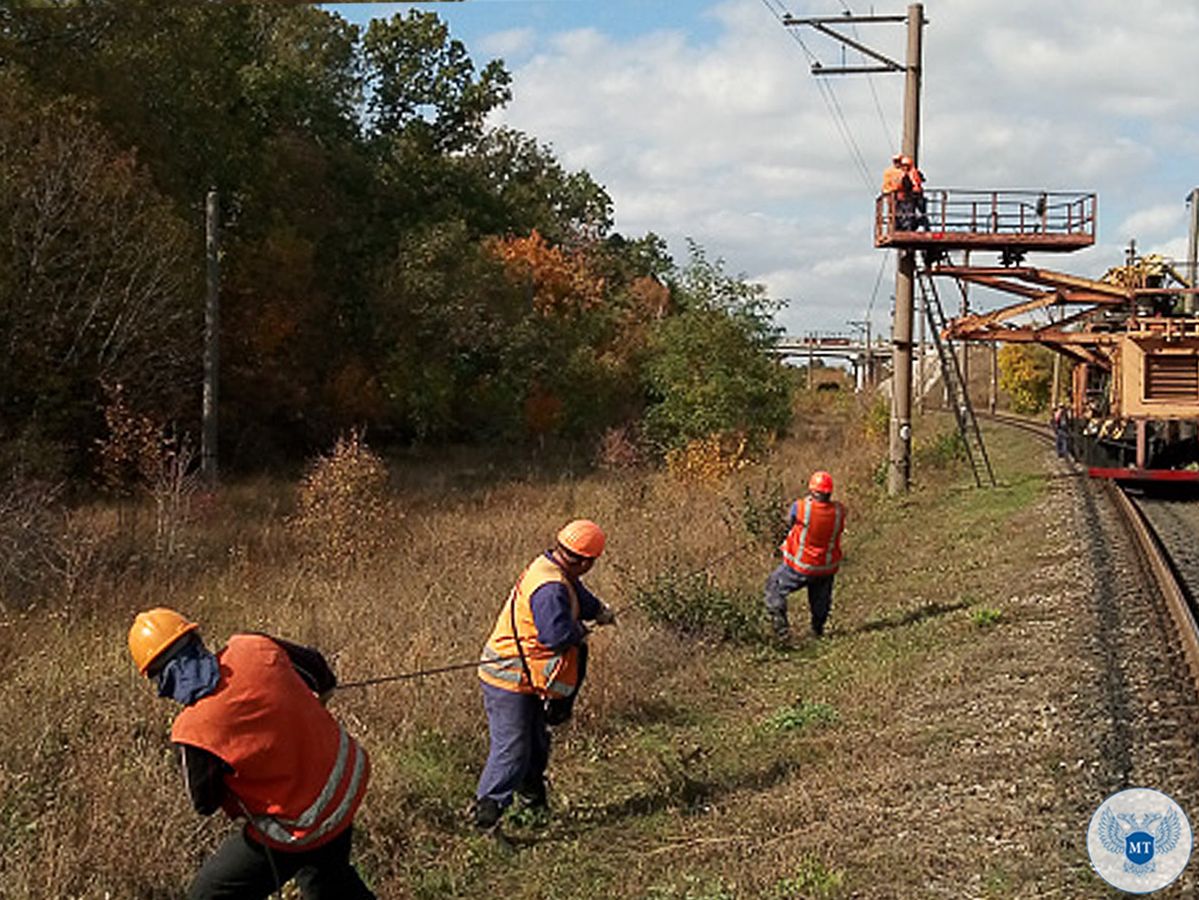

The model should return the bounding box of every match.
[0,390,997,899]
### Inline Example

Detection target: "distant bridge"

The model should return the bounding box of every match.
[772,333,893,391]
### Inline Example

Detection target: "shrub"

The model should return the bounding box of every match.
[289,430,390,571]
[664,432,752,484]
[633,566,762,643]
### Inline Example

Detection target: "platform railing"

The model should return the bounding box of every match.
[875,189,1096,244]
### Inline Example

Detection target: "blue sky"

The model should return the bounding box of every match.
[325,1,1199,338]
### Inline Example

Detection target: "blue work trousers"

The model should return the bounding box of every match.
[476,682,550,809]
[764,563,835,636]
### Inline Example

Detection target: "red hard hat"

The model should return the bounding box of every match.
[808,471,834,494]
[557,519,606,558]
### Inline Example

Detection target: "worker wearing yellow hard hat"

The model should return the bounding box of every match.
[763,471,847,644]
[128,608,375,899]
[473,519,616,832]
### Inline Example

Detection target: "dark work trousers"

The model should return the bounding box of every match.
[187,823,374,900]
[764,563,835,636]
[1055,426,1070,458]
[476,682,552,809]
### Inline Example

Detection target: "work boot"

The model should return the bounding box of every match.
[769,611,791,646]
[472,797,501,831]
[515,777,547,811]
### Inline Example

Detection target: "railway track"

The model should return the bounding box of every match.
[1121,489,1199,694]
[982,408,1199,697]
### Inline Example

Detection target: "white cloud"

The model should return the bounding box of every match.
[479,0,1199,335]
[477,27,535,59]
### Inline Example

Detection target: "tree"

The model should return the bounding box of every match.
[997,343,1053,413]
[362,9,510,152]
[0,71,197,471]
[641,246,792,454]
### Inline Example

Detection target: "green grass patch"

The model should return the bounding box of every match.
[970,606,1003,628]
[762,699,839,733]
[772,855,847,898]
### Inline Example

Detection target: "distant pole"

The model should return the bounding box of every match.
[958,251,970,409]
[988,341,997,413]
[1187,187,1199,312]
[202,188,220,483]
[808,332,816,390]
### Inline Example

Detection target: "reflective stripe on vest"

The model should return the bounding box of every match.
[250,724,368,849]
[780,498,844,576]
[478,555,580,699]
[170,635,369,852]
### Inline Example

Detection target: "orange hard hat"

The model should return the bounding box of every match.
[556,519,606,558]
[899,155,913,166]
[128,607,199,675]
[808,470,834,494]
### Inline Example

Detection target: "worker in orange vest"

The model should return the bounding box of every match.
[128,609,374,899]
[764,471,846,643]
[881,153,905,194]
[473,519,616,832]
[881,153,906,231]
[900,155,928,229]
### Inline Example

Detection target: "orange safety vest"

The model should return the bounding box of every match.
[881,165,905,194]
[780,497,846,577]
[905,166,924,193]
[478,554,581,699]
[171,635,370,852]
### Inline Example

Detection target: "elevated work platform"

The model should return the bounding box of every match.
[875,189,1096,256]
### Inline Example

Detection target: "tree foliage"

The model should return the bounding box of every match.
[0,3,793,473]
[998,343,1053,414]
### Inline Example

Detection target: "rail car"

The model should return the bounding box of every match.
[874,188,1199,484]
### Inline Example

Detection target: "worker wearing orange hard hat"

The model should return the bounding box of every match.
[473,519,616,832]
[128,608,374,899]
[763,471,846,644]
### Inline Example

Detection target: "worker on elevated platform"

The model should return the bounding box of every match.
[763,471,846,644]
[128,608,374,899]
[881,154,906,231]
[900,155,928,230]
[473,519,616,833]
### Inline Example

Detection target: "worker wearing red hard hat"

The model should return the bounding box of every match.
[763,471,847,644]
[473,519,616,832]
[128,609,374,899]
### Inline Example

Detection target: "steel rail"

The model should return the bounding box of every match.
[982,409,1199,690]
[1107,482,1199,695]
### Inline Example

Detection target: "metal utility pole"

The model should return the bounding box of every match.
[1187,187,1199,312]
[848,318,874,388]
[785,4,925,494]
[202,188,220,483]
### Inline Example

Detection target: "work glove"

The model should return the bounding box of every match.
[593,604,617,626]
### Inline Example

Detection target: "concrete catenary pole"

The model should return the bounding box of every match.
[202,188,220,483]
[887,3,923,494]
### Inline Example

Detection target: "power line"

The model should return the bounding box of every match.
[838,0,895,153]
[759,0,875,192]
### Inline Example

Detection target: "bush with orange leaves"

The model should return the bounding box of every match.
[487,228,604,316]
[289,430,390,572]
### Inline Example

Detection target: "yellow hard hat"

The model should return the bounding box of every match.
[556,519,606,559]
[128,608,199,675]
